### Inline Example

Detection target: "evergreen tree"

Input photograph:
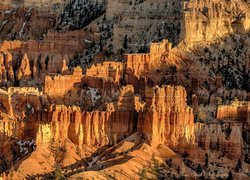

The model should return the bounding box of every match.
[53,164,65,180]
[139,166,147,180]
[226,171,233,180]
[123,35,128,49]
[196,164,202,174]
[235,159,242,173]
[177,166,180,174]
[205,153,209,167]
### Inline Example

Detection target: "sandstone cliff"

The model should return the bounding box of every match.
[217,102,250,121]
[138,85,195,148]
[44,67,83,97]
[86,61,124,83]
[181,0,250,45]
[0,52,15,86]
[195,123,244,160]
[0,0,250,177]
[16,54,32,85]
[0,85,137,149]
[0,27,95,86]
[195,101,250,161]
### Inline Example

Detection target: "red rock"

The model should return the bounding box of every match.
[138,85,195,148]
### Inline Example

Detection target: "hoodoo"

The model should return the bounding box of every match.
[0,0,250,179]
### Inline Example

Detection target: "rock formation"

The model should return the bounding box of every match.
[195,123,244,160]
[86,61,124,83]
[0,52,15,86]
[16,53,32,85]
[0,85,138,148]
[217,102,250,121]
[181,0,250,45]
[195,102,250,161]
[138,85,195,148]
[0,27,94,86]
[0,0,250,178]
[44,67,83,97]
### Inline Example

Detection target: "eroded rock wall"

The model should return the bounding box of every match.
[195,102,250,161]
[138,85,195,148]
[217,102,250,121]
[44,67,83,97]
[0,85,137,149]
[86,61,124,83]
[0,28,94,86]
[181,0,250,45]
[195,123,244,160]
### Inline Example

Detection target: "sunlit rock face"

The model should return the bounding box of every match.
[0,52,15,86]
[35,85,137,147]
[216,102,250,121]
[0,87,44,147]
[0,61,197,166]
[106,0,250,52]
[44,67,83,97]
[181,0,250,45]
[0,0,250,177]
[86,61,124,83]
[138,85,195,148]
[0,84,138,147]
[35,106,128,147]
[16,54,32,86]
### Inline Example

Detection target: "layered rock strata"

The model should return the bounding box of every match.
[196,102,250,161]
[0,29,95,86]
[86,61,124,83]
[138,85,195,148]
[181,0,250,45]
[217,102,250,121]
[195,123,244,160]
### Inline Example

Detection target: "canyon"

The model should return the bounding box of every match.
[0,0,249,179]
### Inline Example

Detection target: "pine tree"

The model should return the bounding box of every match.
[53,164,64,180]
[196,164,202,174]
[123,35,128,49]
[139,166,147,180]
[205,153,209,167]
[226,171,233,180]
[235,159,242,173]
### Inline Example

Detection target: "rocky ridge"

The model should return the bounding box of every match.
[0,0,249,179]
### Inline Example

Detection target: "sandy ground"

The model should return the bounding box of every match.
[7,133,250,180]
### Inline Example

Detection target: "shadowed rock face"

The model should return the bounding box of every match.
[107,0,182,51]
[2,0,66,12]
[0,30,95,87]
